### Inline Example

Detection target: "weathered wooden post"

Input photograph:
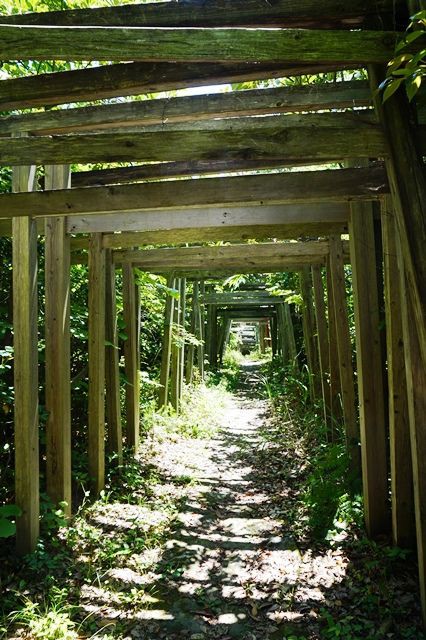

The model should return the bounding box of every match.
[329,235,360,475]
[381,197,414,549]
[299,267,321,400]
[88,233,106,494]
[276,303,289,364]
[105,248,123,466]
[282,303,298,368]
[185,282,196,385]
[178,278,186,400]
[158,275,175,408]
[311,265,331,425]
[271,315,278,356]
[12,158,39,554]
[44,164,72,515]
[326,256,342,436]
[122,263,140,451]
[349,201,389,536]
[170,278,181,410]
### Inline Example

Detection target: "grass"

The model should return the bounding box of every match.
[0,381,230,640]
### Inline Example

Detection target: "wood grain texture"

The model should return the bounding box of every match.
[312,265,331,427]
[105,250,123,465]
[114,241,334,271]
[70,158,368,188]
[1,167,388,220]
[170,279,181,409]
[400,268,426,626]
[326,255,342,436]
[0,114,385,166]
[3,0,403,29]
[381,198,414,548]
[349,200,389,537]
[158,275,176,408]
[329,234,360,475]
[12,159,39,555]
[88,233,106,495]
[0,61,352,110]
[369,65,426,368]
[0,26,398,63]
[122,263,140,451]
[299,267,321,400]
[68,203,350,235]
[44,164,72,516]
[0,81,371,136]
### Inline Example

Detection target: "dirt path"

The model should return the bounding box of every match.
[129,362,347,640]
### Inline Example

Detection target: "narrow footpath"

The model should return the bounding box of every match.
[129,363,349,639]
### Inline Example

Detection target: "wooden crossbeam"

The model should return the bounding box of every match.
[112,241,334,271]
[0,113,384,166]
[0,81,371,136]
[0,167,388,219]
[69,159,333,188]
[0,61,354,111]
[0,26,398,63]
[67,203,349,235]
[2,0,403,29]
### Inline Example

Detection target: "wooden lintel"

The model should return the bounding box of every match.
[0,81,371,137]
[0,61,355,111]
[0,113,385,167]
[0,167,388,220]
[113,241,331,269]
[3,0,403,29]
[0,26,398,64]
[68,203,349,236]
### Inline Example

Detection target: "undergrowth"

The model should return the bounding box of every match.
[0,381,229,640]
[250,356,425,640]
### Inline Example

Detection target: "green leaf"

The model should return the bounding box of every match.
[406,75,422,101]
[0,504,21,518]
[0,518,16,538]
[382,78,404,102]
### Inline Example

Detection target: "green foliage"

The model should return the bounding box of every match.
[148,383,227,439]
[382,11,426,102]
[9,591,78,640]
[0,504,21,538]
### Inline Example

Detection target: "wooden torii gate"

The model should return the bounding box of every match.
[1,0,425,622]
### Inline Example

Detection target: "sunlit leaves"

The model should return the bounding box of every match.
[382,10,426,103]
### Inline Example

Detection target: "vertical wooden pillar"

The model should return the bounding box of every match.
[105,249,122,465]
[271,315,278,356]
[44,165,71,515]
[403,286,426,623]
[12,162,39,554]
[198,281,206,379]
[284,303,298,367]
[259,322,266,354]
[207,304,218,370]
[178,278,186,399]
[185,282,196,385]
[158,275,175,408]
[349,203,389,536]
[381,198,414,548]
[299,267,321,400]
[368,66,426,367]
[88,233,106,495]
[277,304,288,364]
[311,265,331,424]
[329,235,359,475]
[326,256,342,433]
[170,278,181,410]
[122,263,139,451]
